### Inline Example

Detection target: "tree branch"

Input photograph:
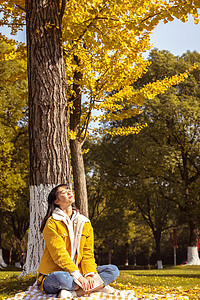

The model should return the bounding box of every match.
[60,0,66,21]
[0,22,26,26]
[16,4,26,12]
[161,224,178,233]
[81,109,92,145]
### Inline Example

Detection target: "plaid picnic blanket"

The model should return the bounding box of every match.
[6,283,189,300]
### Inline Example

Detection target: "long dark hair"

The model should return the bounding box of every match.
[40,184,73,232]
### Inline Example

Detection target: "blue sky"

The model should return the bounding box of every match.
[1,15,200,57]
[149,16,200,56]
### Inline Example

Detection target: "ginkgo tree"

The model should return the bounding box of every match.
[63,0,199,217]
[0,34,29,267]
[0,0,199,274]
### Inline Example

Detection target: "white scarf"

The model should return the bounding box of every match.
[52,208,89,265]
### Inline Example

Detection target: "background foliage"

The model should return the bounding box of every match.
[0,34,29,263]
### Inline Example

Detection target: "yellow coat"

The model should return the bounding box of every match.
[38,215,97,276]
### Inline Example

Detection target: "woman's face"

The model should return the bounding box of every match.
[55,186,75,211]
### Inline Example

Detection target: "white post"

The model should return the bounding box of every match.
[157,260,163,269]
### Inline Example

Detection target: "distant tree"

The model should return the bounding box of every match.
[136,50,200,264]
[84,139,155,265]
[85,132,177,265]
[104,49,200,264]
[87,50,200,265]
[84,140,136,264]
[133,177,178,265]
[65,1,199,217]
[0,34,29,266]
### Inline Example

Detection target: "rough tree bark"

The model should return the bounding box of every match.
[70,56,88,217]
[23,0,71,275]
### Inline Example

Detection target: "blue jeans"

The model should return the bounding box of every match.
[43,265,119,294]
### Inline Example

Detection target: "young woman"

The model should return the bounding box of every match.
[37,184,119,298]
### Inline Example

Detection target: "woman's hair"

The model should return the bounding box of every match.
[40,184,76,232]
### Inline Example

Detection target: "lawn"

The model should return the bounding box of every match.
[113,266,200,299]
[0,265,200,299]
[0,266,36,299]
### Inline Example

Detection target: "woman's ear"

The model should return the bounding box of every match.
[54,199,59,205]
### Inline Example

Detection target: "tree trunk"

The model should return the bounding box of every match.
[181,156,200,265]
[125,243,129,266]
[133,254,137,266]
[154,230,162,261]
[9,247,13,265]
[187,221,200,265]
[108,249,112,265]
[188,221,198,247]
[185,181,200,265]
[23,0,71,275]
[187,246,200,265]
[70,139,88,217]
[154,230,163,268]
[97,247,103,265]
[0,219,7,268]
[107,239,112,264]
[132,239,137,266]
[70,56,88,217]
[0,219,1,249]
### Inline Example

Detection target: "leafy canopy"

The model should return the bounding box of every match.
[0,34,28,212]
[0,0,199,139]
[0,34,29,256]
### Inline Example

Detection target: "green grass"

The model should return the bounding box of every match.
[116,266,200,288]
[112,266,200,299]
[0,266,200,299]
[0,266,36,299]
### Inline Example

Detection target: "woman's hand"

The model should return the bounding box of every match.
[85,275,95,290]
[77,276,90,291]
